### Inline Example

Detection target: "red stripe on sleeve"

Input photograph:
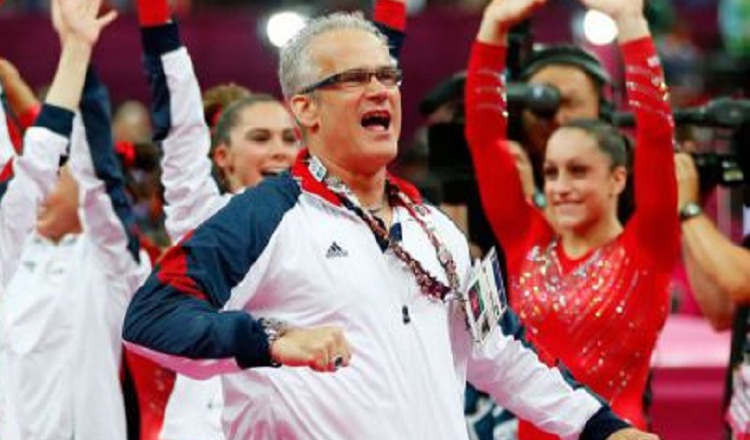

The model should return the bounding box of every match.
[6,116,22,154]
[0,159,13,181]
[17,104,41,131]
[156,232,209,301]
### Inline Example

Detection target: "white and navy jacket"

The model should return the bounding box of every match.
[142,19,411,440]
[0,78,28,433]
[0,68,150,440]
[142,22,231,440]
[0,82,16,178]
[143,23,231,243]
[124,146,629,440]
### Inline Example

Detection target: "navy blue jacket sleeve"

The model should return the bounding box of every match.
[79,67,141,262]
[123,175,300,376]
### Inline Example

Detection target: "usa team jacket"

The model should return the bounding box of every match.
[141,16,409,440]
[0,68,150,440]
[0,82,17,208]
[141,21,232,440]
[124,150,631,440]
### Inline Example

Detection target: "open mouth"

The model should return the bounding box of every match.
[361,110,391,132]
[260,168,287,178]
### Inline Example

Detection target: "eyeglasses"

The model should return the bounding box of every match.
[299,66,403,94]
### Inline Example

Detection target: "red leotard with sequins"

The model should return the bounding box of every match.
[465,38,679,437]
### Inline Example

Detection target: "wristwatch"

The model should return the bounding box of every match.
[258,318,289,367]
[679,202,703,222]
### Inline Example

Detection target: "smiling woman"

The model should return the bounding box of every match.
[465,0,680,436]
[542,118,629,235]
[211,95,298,193]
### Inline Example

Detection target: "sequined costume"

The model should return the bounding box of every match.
[465,37,679,436]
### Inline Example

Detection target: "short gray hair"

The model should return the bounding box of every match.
[278,12,390,99]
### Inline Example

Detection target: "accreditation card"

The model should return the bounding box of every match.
[463,247,508,345]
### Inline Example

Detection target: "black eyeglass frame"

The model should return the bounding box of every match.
[298,66,403,95]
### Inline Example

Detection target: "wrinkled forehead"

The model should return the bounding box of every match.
[308,28,393,74]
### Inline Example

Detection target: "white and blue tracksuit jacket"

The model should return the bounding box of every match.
[0,69,150,440]
[124,144,630,440]
[141,20,411,440]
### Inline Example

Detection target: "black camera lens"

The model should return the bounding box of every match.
[692,152,744,192]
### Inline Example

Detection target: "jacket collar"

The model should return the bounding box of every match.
[291,148,423,207]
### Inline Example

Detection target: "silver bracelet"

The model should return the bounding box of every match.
[258,318,289,368]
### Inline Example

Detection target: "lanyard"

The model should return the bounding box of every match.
[308,155,461,303]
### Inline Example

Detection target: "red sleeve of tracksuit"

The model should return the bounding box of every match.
[464,41,552,274]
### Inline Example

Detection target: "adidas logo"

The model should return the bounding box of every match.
[325,241,348,259]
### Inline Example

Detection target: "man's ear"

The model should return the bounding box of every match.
[290,94,319,130]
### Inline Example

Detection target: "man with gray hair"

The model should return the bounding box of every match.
[124,10,656,440]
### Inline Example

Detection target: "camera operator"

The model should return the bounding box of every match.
[676,144,750,439]
[675,152,750,330]
[420,43,612,244]
[516,44,611,193]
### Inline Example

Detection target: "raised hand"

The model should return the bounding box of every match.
[0,58,40,122]
[45,0,116,111]
[52,0,117,47]
[576,0,643,21]
[478,0,547,45]
[575,0,648,42]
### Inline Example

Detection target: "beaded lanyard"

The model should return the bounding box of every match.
[308,155,461,303]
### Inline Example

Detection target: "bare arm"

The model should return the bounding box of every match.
[676,153,744,330]
[46,0,116,113]
[0,58,40,128]
[681,217,747,329]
